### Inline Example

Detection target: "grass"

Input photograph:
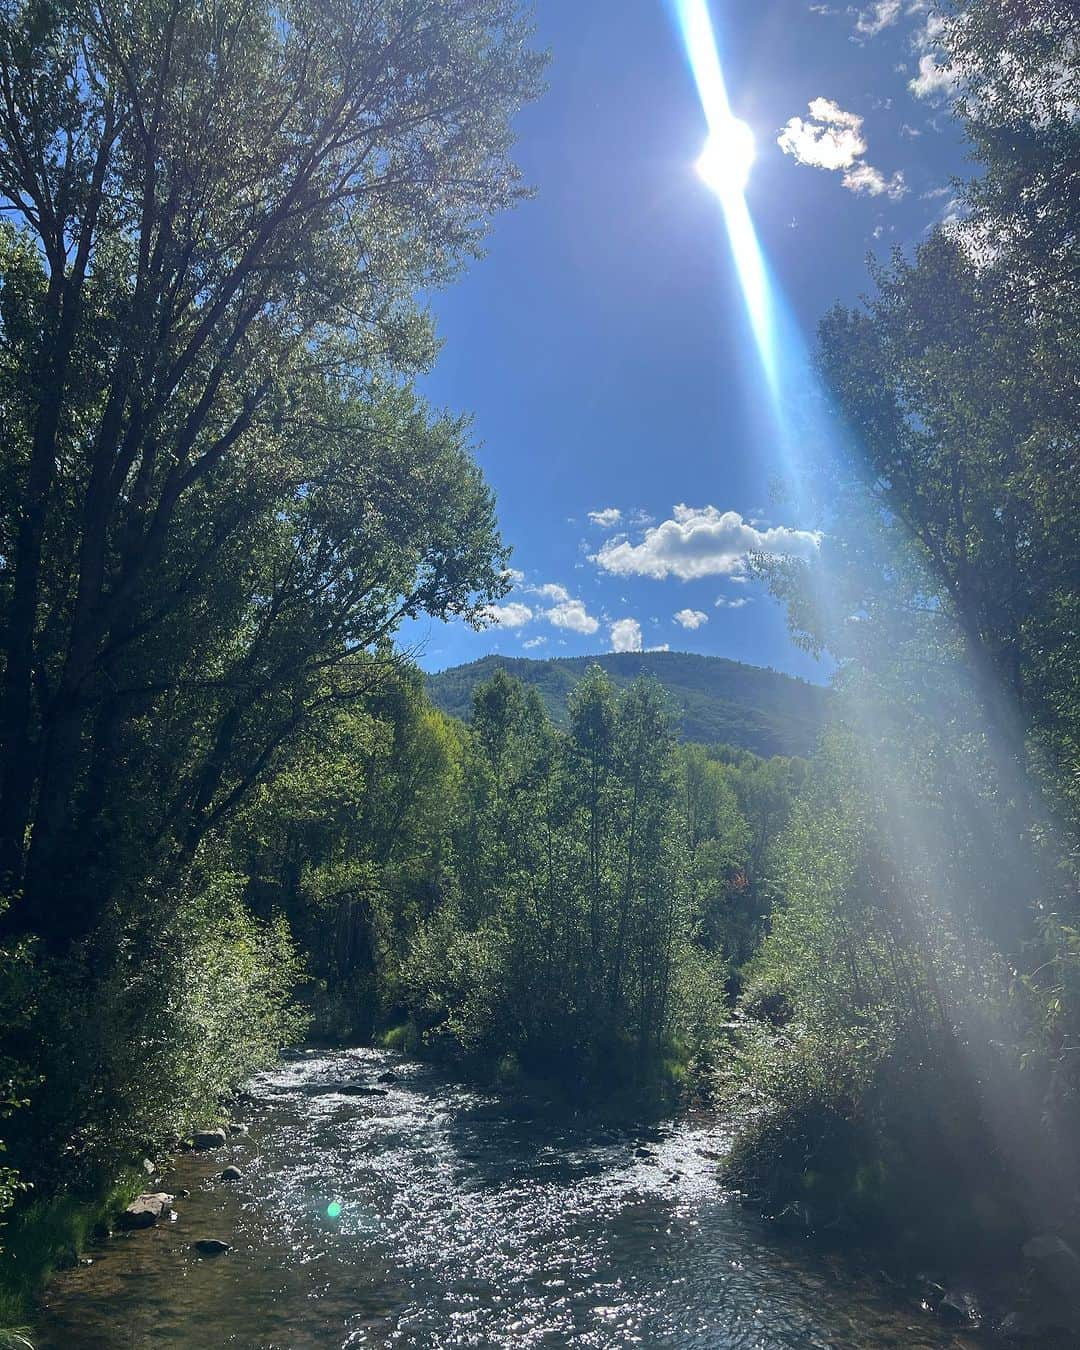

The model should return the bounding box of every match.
[0,1173,142,1346]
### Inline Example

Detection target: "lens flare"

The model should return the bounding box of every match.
[670,0,1058,1221]
[326,1200,342,1219]
[672,0,778,396]
[696,120,755,194]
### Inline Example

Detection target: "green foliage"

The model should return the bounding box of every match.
[0,0,540,1272]
[426,651,829,758]
[398,667,761,1092]
[4,872,306,1197]
[738,0,1079,1244]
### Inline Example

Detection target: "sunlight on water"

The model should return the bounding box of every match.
[35,1050,982,1349]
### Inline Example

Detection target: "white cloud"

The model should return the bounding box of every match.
[531,581,570,603]
[908,12,956,100]
[674,608,709,630]
[778,98,907,199]
[502,567,525,585]
[716,595,751,609]
[778,99,866,170]
[610,618,643,653]
[523,636,547,649]
[546,598,600,634]
[909,52,955,99]
[592,506,820,581]
[854,0,901,38]
[648,643,671,652]
[842,162,907,198]
[587,507,622,528]
[482,602,533,628]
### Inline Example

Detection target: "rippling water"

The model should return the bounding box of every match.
[35,1048,982,1348]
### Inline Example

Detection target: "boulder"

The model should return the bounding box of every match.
[376,1071,398,1084]
[220,1165,242,1182]
[192,1128,227,1151]
[117,1193,174,1229]
[193,1238,231,1256]
[1022,1233,1080,1301]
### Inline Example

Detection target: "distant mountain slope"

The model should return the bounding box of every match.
[426,651,829,759]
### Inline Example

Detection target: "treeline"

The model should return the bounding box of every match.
[232,662,804,1088]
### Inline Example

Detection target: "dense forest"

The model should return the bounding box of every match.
[0,0,1077,1342]
[426,651,830,757]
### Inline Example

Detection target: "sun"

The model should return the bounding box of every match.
[696,118,756,195]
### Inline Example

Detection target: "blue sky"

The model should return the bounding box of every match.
[402,0,968,681]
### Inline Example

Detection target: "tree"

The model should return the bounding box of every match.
[0,0,543,943]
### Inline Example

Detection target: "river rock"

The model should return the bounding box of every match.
[193,1238,231,1256]
[937,1289,980,1325]
[1022,1233,1080,1301]
[117,1192,173,1229]
[221,1165,242,1181]
[193,1128,227,1150]
[377,1071,398,1084]
[141,1157,156,1175]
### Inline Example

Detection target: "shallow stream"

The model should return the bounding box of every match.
[35,1048,984,1348]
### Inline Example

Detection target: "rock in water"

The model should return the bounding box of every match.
[220,1165,242,1181]
[377,1071,398,1084]
[194,1239,231,1256]
[193,1128,227,1150]
[117,1193,173,1229]
[1022,1233,1080,1300]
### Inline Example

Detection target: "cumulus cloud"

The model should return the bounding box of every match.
[715,595,751,609]
[481,602,534,628]
[674,608,709,630]
[778,98,866,170]
[546,598,600,634]
[592,506,820,581]
[843,162,907,198]
[610,618,643,653]
[778,98,907,199]
[532,582,570,603]
[854,0,901,38]
[587,507,622,528]
[523,636,547,649]
[908,12,956,100]
[909,51,955,99]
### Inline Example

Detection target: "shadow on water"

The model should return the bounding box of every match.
[34,1049,983,1348]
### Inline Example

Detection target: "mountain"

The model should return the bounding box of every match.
[425,651,829,759]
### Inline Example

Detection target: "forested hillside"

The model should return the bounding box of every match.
[427,652,828,758]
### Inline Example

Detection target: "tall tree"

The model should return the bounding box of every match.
[0,0,543,943]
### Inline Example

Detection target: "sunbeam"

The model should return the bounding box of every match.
[672,0,779,398]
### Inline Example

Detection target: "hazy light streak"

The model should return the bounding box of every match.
[673,0,778,395]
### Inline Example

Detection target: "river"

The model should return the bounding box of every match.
[34,1047,984,1348]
